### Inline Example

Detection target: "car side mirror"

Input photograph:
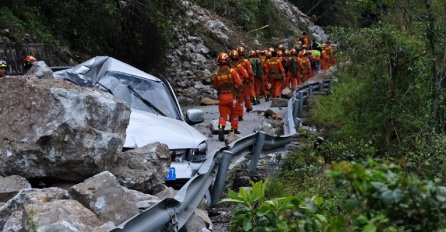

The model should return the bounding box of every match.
[185,109,204,125]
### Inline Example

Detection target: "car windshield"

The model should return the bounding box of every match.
[97,71,181,120]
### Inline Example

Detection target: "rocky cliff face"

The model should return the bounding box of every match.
[165,0,328,102]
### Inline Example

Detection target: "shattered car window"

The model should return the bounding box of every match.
[99,71,181,120]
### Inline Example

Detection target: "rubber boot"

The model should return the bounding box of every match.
[252,97,260,105]
[218,125,225,141]
[231,128,241,134]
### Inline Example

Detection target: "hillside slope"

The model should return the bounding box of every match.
[0,0,327,100]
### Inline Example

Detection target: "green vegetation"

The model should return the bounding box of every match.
[221,179,329,232]
[0,0,184,72]
[222,1,446,231]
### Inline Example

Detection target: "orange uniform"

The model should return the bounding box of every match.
[230,61,251,120]
[320,49,331,72]
[265,57,286,97]
[327,45,336,65]
[299,56,312,82]
[213,65,242,130]
[288,56,300,89]
[240,58,256,103]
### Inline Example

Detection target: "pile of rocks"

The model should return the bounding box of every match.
[0,77,175,231]
[0,171,163,231]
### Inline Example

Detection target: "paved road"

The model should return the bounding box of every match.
[191,97,288,154]
[189,72,332,154]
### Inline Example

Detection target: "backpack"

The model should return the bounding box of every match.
[250,58,263,79]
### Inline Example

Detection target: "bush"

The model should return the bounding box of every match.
[318,137,376,163]
[327,160,446,231]
[221,179,329,232]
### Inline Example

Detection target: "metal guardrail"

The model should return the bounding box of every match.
[111,80,332,232]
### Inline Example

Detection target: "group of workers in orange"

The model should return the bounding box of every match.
[212,34,336,141]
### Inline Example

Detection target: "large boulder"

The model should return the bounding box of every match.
[0,77,131,182]
[109,143,171,194]
[0,187,70,229]
[69,171,160,225]
[22,200,103,232]
[0,175,31,202]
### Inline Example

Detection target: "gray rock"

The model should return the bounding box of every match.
[186,10,194,17]
[155,187,177,200]
[202,77,212,85]
[258,119,284,137]
[109,143,171,194]
[196,44,210,54]
[0,175,31,202]
[92,221,116,232]
[195,54,208,65]
[0,187,70,229]
[183,62,191,69]
[186,80,195,87]
[183,209,212,232]
[186,42,196,52]
[194,70,205,78]
[0,78,130,182]
[204,20,230,43]
[281,87,293,99]
[26,61,54,79]
[23,200,103,231]
[2,211,22,232]
[271,97,288,107]
[69,171,160,225]
[187,36,201,42]
[123,187,160,210]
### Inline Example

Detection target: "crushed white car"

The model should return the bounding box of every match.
[53,56,208,181]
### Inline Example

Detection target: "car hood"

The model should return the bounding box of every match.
[124,109,207,149]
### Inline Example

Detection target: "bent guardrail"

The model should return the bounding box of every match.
[111,79,332,232]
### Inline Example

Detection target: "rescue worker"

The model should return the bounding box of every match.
[237,47,257,105]
[258,50,268,99]
[320,46,331,72]
[263,51,273,101]
[278,44,285,53]
[282,50,291,89]
[310,40,321,51]
[302,32,310,47]
[23,55,37,73]
[299,51,313,82]
[229,50,251,123]
[264,49,286,98]
[310,49,321,73]
[249,50,262,105]
[213,52,242,141]
[326,41,336,65]
[0,60,7,77]
[298,45,307,58]
[288,49,300,89]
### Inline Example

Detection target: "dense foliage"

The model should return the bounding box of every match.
[314,0,446,163]
[221,180,329,232]
[0,0,184,72]
[327,160,446,231]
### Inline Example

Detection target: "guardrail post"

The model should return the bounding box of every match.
[319,82,324,92]
[294,99,300,119]
[298,91,304,115]
[309,86,313,97]
[249,131,266,172]
[211,150,233,206]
